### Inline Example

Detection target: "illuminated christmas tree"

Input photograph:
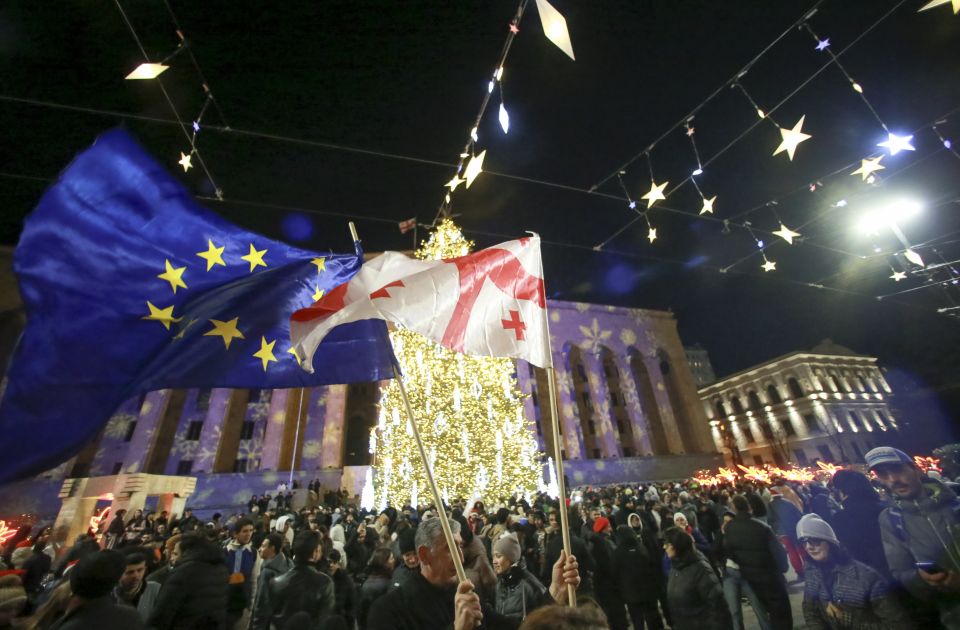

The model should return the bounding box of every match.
[372,219,543,507]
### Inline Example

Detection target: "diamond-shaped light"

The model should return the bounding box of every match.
[125,63,169,80]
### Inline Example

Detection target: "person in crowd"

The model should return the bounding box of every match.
[716,510,768,630]
[517,602,609,630]
[720,495,791,629]
[368,516,581,630]
[264,529,335,629]
[104,509,126,549]
[147,532,229,629]
[49,550,145,629]
[455,513,497,606]
[327,550,358,630]
[346,522,377,579]
[113,549,160,622]
[867,446,960,627]
[391,528,419,589]
[614,525,664,630]
[359,547,395,629]
[0,575,27,629]
[672,512,711,558]
[663,526,732,630]
[797,513,912,629]
[768,488,805,580]
[544,509,595,598]
[146,534,181,586]
[829,469,890,576]
[250,532,292,630]
[492,533,552,624]
[224,517,256,628]
[589,516,627,630]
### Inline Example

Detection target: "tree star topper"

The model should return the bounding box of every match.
[641,180,668,208]
[773,115,812,161]
[463,150,486,188]
[445,175,465,192]
[851,156,885,181]
[773,223,801,245]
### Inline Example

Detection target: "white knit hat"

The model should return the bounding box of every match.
[796,513,839,546]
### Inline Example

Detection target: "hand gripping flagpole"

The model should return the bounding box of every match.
[349,222,468,585]
[531,233,577,607]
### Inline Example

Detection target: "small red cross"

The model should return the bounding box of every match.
[501,309,526,341]
[369,280,405,300]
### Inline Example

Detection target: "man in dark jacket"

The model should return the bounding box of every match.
[264,529,335,628]
[250,533,293,630]
[224,517,256,628]
[147,532,230,629]
[721,495,792,629]
[830,469,890,576]
[767,489,804,580]
[49,550,145,629]
[590,517,627,630]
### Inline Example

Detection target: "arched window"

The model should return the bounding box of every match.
[830,373,846,393]
[731,396,745,415]
[747,391,762,411]
[787,377,804,399]
[600,347,629,456]
[567,346,595,459]
[766,384,782,404]
[715,400,728,418]
[629,349,668,456]
[659,350,698,453]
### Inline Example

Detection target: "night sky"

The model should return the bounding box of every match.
[1,1,959,438]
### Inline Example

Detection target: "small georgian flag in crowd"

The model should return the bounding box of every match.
[291,236,554,370]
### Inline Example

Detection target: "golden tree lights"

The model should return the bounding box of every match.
[372,219,543,507]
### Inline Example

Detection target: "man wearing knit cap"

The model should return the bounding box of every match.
[391,527,420,589]
[866,445,960,627]
[49,550,145,629]
[590,515,628,630]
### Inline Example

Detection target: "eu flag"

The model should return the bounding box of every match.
[0,129,394,482]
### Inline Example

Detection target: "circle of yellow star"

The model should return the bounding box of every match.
[178,152,193,172]
[157,259,188,293]
[253,336,278,371]
[641,181,668,208]
[311,257,326,273]
[312,286,325,302]
[919,0,960,14]
[772,223,801,245]
[699,195,716,215]
[762,259,777,272]
[204,317,245,349]
[196,239,226,271]
[851,156,885,181]
[143,301,182,330]
[773,115,812,161]
[463,150,486,188]
[241,243,268,272]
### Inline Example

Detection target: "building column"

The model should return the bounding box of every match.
[582,350,620,458]
[122,391,171,474]
[157,493,187,518]
[515,364,547,453]
[193,389,234,473]
[615,355,652,456]
[109,490,148,521]
[54,496,99,552]
[551,364,584,459]
[320,385,348,468]
[644,357,684,454]
[259,390,292,471]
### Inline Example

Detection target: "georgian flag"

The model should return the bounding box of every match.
[291,236,553,370]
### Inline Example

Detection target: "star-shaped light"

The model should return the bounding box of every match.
[240,244,267,272]
[773,223,801,245]
[253,336,278,371]
[445,175,465,191]
[699,195,716,215]
[192,121,200,133]
[647,227,657,243]
[762,259,777,272]
[178,152,193,172]
[878,132,915,155]
[312,286,325,302]
[686,126,695,137]
[143,302,182,330]
[773,115,812,161]
[509,22,520,34]
[851,156,885,181]
[463,150,486,188]
[815,38,831,51]
[196,239,226,271]
[890,270,907,281]
[919,0,960,14]
[204,317,245,349]
[641,180,668,208]
[157,259,188,293]
[311,257,326,273]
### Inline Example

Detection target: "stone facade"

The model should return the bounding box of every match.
[698,340,898,467]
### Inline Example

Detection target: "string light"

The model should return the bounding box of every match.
[918,0,960,14]
[125,63,169,80]
[877,132,916,155]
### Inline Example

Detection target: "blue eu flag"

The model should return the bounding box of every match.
[0,129,394,481]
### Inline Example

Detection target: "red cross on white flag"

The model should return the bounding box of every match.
[290,236,553,370]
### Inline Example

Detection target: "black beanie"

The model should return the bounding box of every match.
[70,550,126,599]
[398,528,417,555]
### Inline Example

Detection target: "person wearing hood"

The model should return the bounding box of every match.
[614,525,664,630]
[829,469,890,577]
[672,512,711,558]
[492,533,552,623]
[455,513,497,606]
[148,532,229,629]
[797,513,912,629]
[250,532,293,630]
[867,446,960,627]
[663,526,732,630]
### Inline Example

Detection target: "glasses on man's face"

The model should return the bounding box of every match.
[799,537,826,547]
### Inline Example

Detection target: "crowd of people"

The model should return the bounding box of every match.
[1,444,959,630]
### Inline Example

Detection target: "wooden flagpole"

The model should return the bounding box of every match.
[349,222,467,584]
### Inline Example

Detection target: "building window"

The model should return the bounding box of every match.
[233,459,249,473]
[588,420,596,436]
[850,441,864,461]
[788,378,804,399]
[747,391,763,411]
[124,421,138,442]
[766,384,782,404]
[715,400,728,418]
[531,390,539,409]
[759,421,774,441]
[753,455,764,466]
[623,446,634,457]
[782,419,797,437]
[577,363,588,381]
[616,420,625,433]
[794,449,809,465]
[176,459,194,475]
[876,410,889,428]
[817,445,834,462]
[196,388,212,412]
[592,448,601,459]
[240,421,256,441]
[581,391,592,410]
[111,462,123,475]
[186,421,204,441]
[741,426,755,443]
[731,396,745,414]
[803,414,819,433]
[848,411,861,430]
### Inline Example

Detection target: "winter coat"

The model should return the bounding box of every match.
[614,544,660,603]
[250,552,293,630]
[266,563,335,629]
[545,531,595,596]
[462,533,497,605]
[494,564,552,622]
[720,512,788,586]
[49,595,146,630]
[768,495,803,540]
[147,543,230,630]
[224,539,256,613]
[114,579,161,622]
[831,495,889,577]
[359,575,392,630]
[802,557,913,630]
[666,550,733,630]
[331,568,358,629]
[878,479,960,627]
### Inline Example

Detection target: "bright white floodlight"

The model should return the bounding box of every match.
[857,199,922,235]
